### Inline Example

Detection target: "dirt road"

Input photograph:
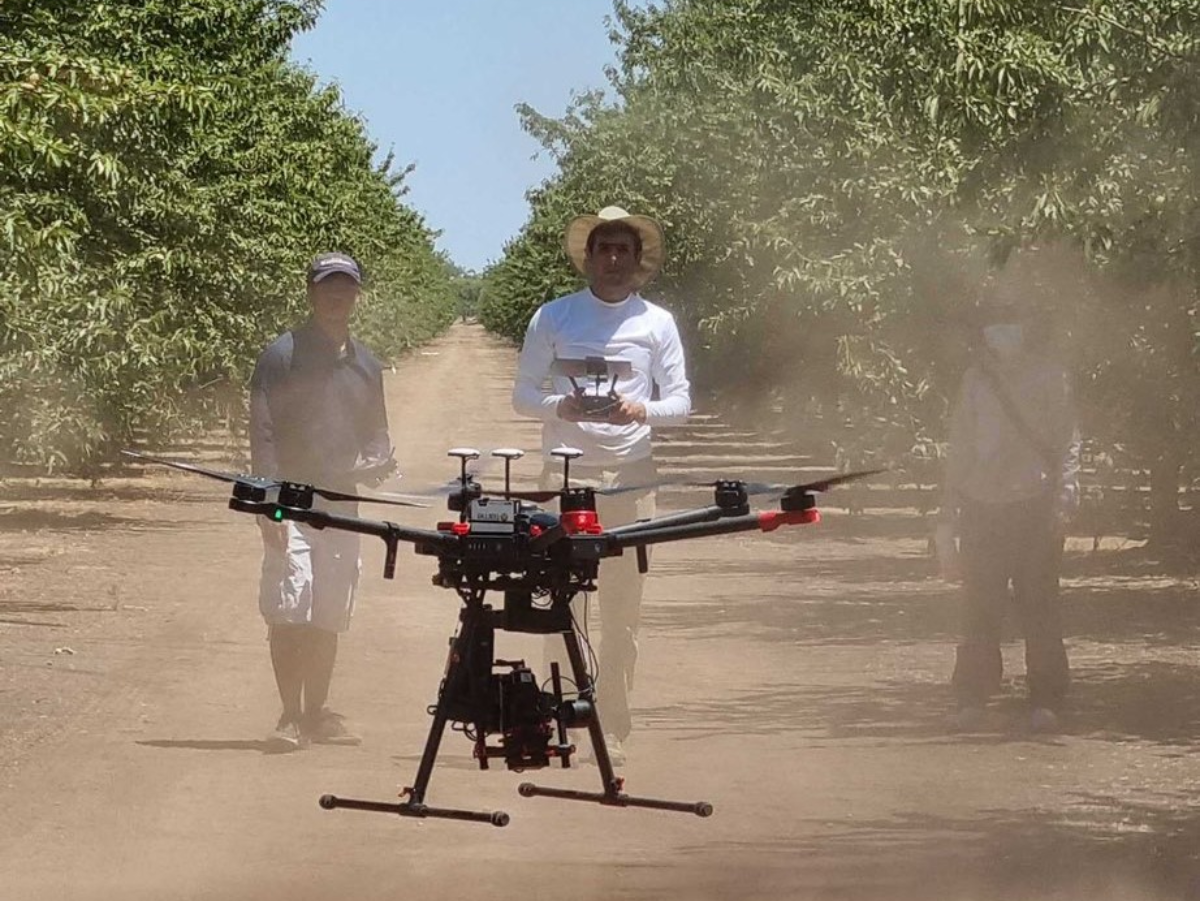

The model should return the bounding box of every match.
[3,323,1200,900]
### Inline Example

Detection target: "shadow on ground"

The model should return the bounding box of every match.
[138,738,292,755]
[0,509,184,533]
[640,660,1200,749]
[668,795,1200,900]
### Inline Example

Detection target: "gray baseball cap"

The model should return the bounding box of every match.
[307,252,362,285]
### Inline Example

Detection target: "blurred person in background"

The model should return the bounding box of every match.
[935,282,1080,734]
[511,206,691,765]
[250,252,395,751]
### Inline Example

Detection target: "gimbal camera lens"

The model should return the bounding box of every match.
[558,698,594,729]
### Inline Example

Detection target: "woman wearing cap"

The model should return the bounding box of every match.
[512,206,692,765]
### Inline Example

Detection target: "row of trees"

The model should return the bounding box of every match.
[481,0,1200,541]
[1,0,458,470]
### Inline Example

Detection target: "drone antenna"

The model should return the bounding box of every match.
[550,446,584,491]
[491,448,524,499]
[447,447,481,491]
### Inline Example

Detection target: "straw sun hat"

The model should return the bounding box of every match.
[563,206,665,287]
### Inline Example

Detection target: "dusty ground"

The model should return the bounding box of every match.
[3,323,1200,901]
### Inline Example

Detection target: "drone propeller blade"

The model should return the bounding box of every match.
[596,482,659,496]
[506,489,561,503]
[402,456,503,497]
[681,468,887,497]
[410,478,483,498]
[790,468,887,493]
[312,486,430,508]
[504,481,658,503]
[123,450,430,507]
[726,481,783,496]
[120,450,272,488]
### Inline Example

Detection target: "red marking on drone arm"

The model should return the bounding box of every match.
[757,510,820,532]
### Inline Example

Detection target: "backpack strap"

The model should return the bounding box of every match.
[976,359,1063,489]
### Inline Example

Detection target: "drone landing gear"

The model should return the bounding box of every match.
[320,596,711,827]
[515,632,713,820]
[317,793,510,827]
[516,782,712,818]
[320,599,513,826]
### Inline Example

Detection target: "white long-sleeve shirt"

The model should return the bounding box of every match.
[512,288,691,466]
[942,357,1081,512]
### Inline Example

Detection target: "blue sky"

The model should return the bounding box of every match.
[290,1,629,272]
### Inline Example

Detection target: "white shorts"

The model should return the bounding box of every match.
[258,515,361,634]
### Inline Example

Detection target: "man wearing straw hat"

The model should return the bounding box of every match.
[512,206,692,765]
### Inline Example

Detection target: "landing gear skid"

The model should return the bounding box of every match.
[319,599,711,827]
[517,781,713,818]
[319,793,510,827]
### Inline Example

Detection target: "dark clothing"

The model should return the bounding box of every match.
[249,320,390,489]
[951,496,1069,709]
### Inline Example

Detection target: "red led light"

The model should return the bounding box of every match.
[560,510,600,535]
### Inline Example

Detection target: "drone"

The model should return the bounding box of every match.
[121,447,880,828]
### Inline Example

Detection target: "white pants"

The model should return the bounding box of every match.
[543,457,657,741]
[259,504,361,634]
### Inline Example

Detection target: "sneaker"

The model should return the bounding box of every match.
[949,705,987,733]
[304,709,362,746]
[266,716,305,752]
[1029,707,1061,734]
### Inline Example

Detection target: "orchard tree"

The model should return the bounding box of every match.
[0,0,457,469]
[484,0,1200,542]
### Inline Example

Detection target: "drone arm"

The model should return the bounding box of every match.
[288,507,455,550]
[602,506,727,536]
[608,509,819,550]
[232,502,457,579]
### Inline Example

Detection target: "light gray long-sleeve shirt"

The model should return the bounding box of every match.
[941,356,1081,515]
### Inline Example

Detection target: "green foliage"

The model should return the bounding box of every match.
[484,0,1200,492]
[0,0,456,469]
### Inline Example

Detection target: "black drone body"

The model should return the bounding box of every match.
[122,446,879,828]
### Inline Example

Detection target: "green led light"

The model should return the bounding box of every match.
[272,508,284,521]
